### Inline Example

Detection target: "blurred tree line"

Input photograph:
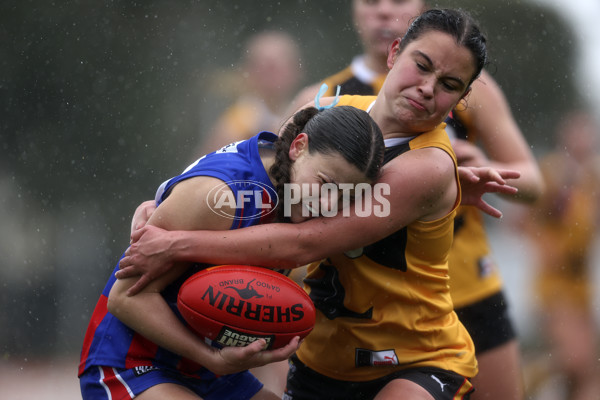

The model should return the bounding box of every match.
[0,0,579,358]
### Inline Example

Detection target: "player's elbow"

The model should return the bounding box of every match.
[516,165,546,203]
[106,284,130,319]
[529,175,546,202]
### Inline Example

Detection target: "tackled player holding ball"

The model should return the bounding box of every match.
[78,105,385,400]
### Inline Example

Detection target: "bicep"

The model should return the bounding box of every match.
[377,148,457,221]
[117,176,233,294]
[148,176,234,232]
[290,149,457,254]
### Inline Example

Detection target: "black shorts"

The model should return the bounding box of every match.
[455,290,517,354]
[283,355,473,400]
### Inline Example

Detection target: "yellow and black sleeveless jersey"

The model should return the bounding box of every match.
[295,95,478,381]
[319,56,386,97]
[319,60,505,308]
[444,108,503,308]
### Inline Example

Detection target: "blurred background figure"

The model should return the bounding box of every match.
[198,30,303,154]
[523,110,600,400]
[290,0,425,106]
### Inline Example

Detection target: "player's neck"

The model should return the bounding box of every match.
[259,146,278,186]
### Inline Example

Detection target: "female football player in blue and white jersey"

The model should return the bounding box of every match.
[78,104,384,400]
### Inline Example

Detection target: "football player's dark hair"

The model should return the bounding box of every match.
[397,8,488,87]
[270,105,384,220]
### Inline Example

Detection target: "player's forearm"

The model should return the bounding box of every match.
[487,160,544,202]
[107,280,216,368]
[171,224,327,269]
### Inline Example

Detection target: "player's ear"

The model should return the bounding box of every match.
[289,132,309,161]
[387,38,401,70]
[460,86,472,101]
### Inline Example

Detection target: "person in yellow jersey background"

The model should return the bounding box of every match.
[521,110,600,400]
[288,1,544,399]
[199,30,303,154]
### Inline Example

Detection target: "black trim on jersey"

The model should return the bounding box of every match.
[306,263,374,320]
[338,77,377,96]
[362,229,408,272]
[445,112,468,140]
[383,142,411,164]
[453,214,466,234]
[446,113,468,238]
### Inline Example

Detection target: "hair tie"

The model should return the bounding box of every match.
[314,83,341,110]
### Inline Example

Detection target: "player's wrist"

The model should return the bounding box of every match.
[166,230,193,262]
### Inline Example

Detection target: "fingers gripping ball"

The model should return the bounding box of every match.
[177,265,316,350]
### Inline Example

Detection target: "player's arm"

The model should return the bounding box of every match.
[118,147,461,293]
[117,162,518,295]
[108,177,299,374]
[130,200,157,233]
[161,148,457,265]
[455,70,544,202]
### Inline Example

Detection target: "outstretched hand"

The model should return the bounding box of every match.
[116,225,177,296]
[458,166,520,218]
[211,336,301,376]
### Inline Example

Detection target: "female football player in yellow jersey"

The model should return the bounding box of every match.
[117,9,522,399]
[288,2,544,399]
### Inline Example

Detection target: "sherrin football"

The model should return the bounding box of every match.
[177,265,316,350]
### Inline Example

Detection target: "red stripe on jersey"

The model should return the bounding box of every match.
[79,294,109,376]
[235,204,245,229]
[124,332,158,369]
[100,366,133,399]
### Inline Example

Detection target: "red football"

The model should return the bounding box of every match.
[177,265,315,350]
